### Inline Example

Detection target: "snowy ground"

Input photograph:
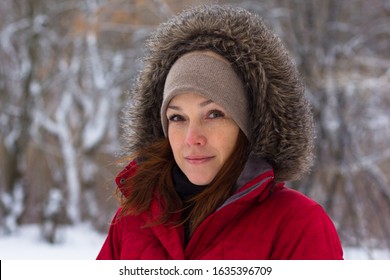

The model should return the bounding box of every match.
[0,224,389,260]
[0,223,103,259]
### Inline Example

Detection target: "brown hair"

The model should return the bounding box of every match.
[117,130,249,236]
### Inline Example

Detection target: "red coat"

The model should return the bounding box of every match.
[97,161,343,260]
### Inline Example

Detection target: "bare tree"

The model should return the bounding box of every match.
[0,0,44,234]
[0,0,160,242]
[268,0,390,253]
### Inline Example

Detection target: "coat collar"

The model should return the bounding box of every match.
[185,163,276,259]
[147,156,278,259]
[116,156,280,259]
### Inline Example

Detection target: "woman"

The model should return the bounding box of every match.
[97,4,343,260]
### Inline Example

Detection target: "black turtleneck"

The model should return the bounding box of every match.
[172,165,204,201]
[172,165,204,247]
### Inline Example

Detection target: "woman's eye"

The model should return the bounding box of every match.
[208,110,225,119]
[168,114,185,122]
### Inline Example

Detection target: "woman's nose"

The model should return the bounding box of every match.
[185,122,207,146]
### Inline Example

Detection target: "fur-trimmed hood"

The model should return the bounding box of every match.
[121,5,314,182]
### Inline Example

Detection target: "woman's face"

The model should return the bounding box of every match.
[166,93,240,186]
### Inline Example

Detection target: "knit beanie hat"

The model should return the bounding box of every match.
[160,51,249,138]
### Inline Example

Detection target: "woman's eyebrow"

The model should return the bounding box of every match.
[199,99,214,107]
[167,104,182,111]
[167,99,214,111]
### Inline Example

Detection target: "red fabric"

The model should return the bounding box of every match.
[97,162,343,260]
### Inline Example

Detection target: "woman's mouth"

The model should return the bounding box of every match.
[185,156,214,164]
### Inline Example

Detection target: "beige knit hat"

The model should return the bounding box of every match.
[161,51,249,138]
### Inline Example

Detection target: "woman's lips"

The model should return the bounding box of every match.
[185,156,214,164]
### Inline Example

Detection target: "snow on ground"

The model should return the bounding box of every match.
[0,223,104,259]
[0,224,389,260]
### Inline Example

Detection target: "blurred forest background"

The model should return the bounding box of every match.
[0,0,389,256]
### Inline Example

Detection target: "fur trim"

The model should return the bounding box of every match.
[121,5,314,182]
